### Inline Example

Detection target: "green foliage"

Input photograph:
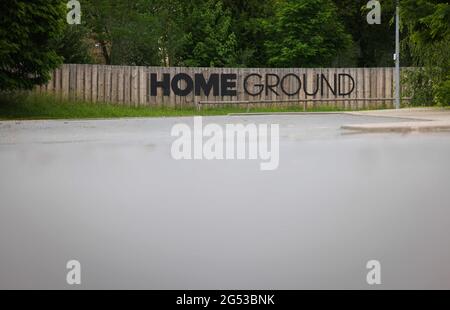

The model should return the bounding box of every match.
[401,0,450,106]
[177,0,238,67]
[222,0,276,67]
[82,0,238,67]
[333,0,400,67]
[83,0,163,66]
[152,0,186,66]
[0,0,65,90]
[435,79,450,105]
[264,0,352,67]
[52,24,93,64]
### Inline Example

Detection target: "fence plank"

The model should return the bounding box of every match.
[364,68,371,109]
[37,65,404,109]
[356,68,363,110]
[92,65,98,103]
[386,67,393,108]
[104,66,112,103]
[97,65,104,103]
[69,64,76,100]
[117,66,125,104]
[130,66,138,106]
[75,64,83,100]
[46,70,54,94]
[54,67,61,95]
[111,66,118,103]
[61,65,69,99]
[173,67,179,108]
[84,64,92,102]
[137,66,145,106]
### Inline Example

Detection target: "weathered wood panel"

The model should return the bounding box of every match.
[117,66,124,104]
[36,64,406,109]
[104,66,111,103]
[97,65,105,103]
[61,65,69,99]
[75,64,84,100]
[84,64,92,102]
[92,65,98,103]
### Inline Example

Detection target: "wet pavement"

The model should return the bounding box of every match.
[1,114,450,289]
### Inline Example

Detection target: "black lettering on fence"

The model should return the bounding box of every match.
[150,73,170,96]
[195,73,220,96]
[244,73,264,96]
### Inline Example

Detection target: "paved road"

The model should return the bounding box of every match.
[345,108,450,131]
[1,114,450,289]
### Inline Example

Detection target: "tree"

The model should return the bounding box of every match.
[178,0,237,67]
[264,0,352,68]
[52,24,93,64]
[401,0,450,106]
[222,0,276,67]
[83,0,163,66]
[331,0,401,67]
[0,0,65,90]
[152,0,186,66]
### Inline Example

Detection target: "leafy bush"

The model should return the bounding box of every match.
[0,0,65,90]
[401,1,450,106]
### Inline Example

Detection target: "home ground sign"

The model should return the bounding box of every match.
[39,65,399,109]
[150,72,355,97]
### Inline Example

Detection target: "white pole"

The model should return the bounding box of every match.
[395,0,400,109]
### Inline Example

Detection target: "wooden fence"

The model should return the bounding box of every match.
[35,64,408,109]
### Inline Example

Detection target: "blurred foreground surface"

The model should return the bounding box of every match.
[0,114,449,289]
